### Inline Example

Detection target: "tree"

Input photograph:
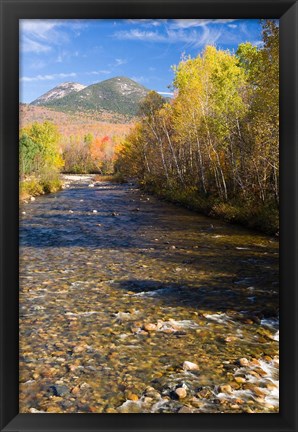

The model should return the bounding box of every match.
[115,21,279,233]
[20,121,64,174]
[19,134,40,177]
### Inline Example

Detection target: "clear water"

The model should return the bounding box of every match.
[19,175,279,413]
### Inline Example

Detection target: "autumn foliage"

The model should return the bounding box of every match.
[115,20,279,233]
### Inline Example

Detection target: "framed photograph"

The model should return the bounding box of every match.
[0,0,297,431]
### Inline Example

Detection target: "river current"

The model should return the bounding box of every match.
[19,175,279,413]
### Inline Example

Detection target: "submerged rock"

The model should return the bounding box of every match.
[218,384,232,394]
[117,400,142,413]
[47,385,69,397]
[143,323,157,332]
[175,387,187,399]
[238,358,249,367]
[183,361,199,371]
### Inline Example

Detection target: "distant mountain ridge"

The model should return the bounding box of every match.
[31,82,86,106]
[30,77,152,117]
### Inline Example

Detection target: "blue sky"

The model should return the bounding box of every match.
[20,19,265,103]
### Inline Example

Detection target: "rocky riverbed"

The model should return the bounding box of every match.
[19,175,279,413]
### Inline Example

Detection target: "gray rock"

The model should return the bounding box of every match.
[117,400,142,413]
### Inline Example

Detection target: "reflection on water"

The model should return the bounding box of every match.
[19,175,279,413]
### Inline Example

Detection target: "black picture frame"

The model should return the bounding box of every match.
[0,1,297,431]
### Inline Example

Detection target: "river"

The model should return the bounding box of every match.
[19,175,279,413]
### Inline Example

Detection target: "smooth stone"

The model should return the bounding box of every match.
[218,384,232,394]
[183,361,199,371]
[117,401,142,413]
[46,406,63,413]
[143,323,157,332]
[254,367,267,376]
[178,406,192,413]
[29,408,46,413]
[106,407,118,413]
[126,392,139,401]
[175,387,187,399]
[234,377,246,383]
[71,386,80,395]
[225,336,237,343]
[266,382,277,390]
[191,397,203,408]
[238,358,249,367]
[251,386,266,398]
[144,388,161,400]
[264,355,272,362]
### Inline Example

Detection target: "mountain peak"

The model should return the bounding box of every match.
[31,82,86,105]
[30,76,152,117]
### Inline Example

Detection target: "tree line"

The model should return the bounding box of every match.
[115,20,279,234]
[19,121,120,198]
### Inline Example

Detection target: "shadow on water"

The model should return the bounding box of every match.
[112,278,279,320]
[19,181,278,317]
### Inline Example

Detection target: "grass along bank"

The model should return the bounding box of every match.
[140,183,279,236]
[20,175,62,201]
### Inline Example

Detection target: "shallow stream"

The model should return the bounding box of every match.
[19,175,279,413]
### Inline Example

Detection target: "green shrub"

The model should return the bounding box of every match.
[20,178,43,198]
[19,174,62,200]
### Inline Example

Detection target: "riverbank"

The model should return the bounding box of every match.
[19,177,279,413]
[139,183,279,236]
[20,173,278,236]
[19,176,63,201]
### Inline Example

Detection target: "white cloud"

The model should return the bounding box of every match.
[21,35,51,53]
[20,20,61,40]
[125,19,162,27]
[157,91,174,96]
[86,70,111,75]
[113,27,221,47]
[114,29,166,43]
[228,24,238,29]
[115,58,127,66]
[170,19,237,29]
[20,20,68,53]
[20,19,88,54]
[20,72,77,82]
